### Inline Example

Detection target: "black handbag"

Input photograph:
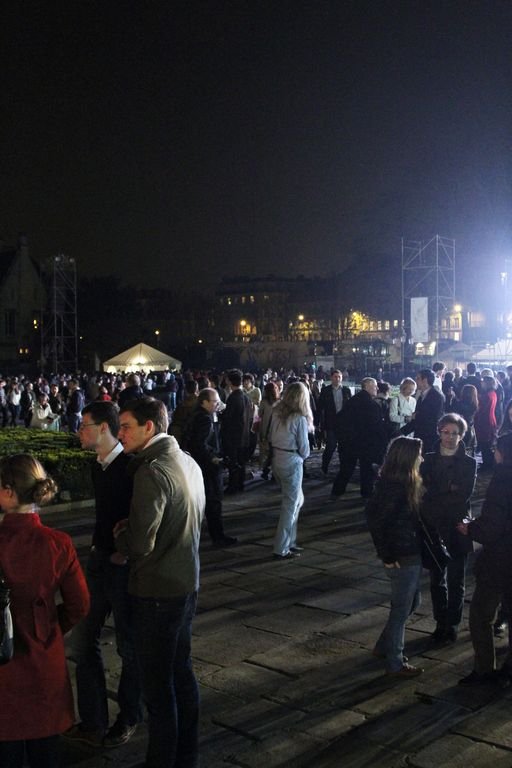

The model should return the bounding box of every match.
[418,515,451,573]
[0,564,14,664]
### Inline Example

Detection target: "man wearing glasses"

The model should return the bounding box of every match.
[66,402,142,749]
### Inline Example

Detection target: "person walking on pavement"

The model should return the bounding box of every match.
[402,369,445,453]
[66,401,143,749]
[366,436,425,678]
[269,382,312,559]
[331,377,387,499]
[187,388,237,547]
[317,370,351,475]
[115,397,205,768]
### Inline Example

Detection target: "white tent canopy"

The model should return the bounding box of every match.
[472,339,512,365]
[103,343,182,373]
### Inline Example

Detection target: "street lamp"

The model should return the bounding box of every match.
[154,329,160,348]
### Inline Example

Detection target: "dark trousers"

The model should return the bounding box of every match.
[226,447,247,492]
[430,552,467,630]
[132,592,199,768]
[72,549,143,730]
[322,429,342,473]
[469,572,512,675]
[203,465,225,541]
[332,452,375,498]
[8,403,20,426]
[0,736,60,768]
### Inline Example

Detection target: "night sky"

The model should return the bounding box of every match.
[2,1,511,296]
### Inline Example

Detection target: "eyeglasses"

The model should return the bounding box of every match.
[440,430,460,437]
[78,422,100,431]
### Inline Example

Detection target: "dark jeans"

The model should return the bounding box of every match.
[322,429,342,473]
[0,736,60,768]
[72,548,143,730]
[67,412,81,433]
[8,403,20,426]
[132,592,199,768]
[430,552,467,631]
[332,451,376,498]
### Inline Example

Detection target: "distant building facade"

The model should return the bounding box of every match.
[0,236,44,368]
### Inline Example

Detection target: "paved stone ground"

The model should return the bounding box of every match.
[45,450,512,768]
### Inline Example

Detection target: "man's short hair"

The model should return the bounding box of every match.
[197,387,217,406]
[120,396,168,434]
[127,373,141,387]
[227,369,243,387]
[418,369,435,387]
[331,369,342,377]
[82,401,120,437]
[361,377,376,391]
[432,361,445,373]
[467,362,477,375]
[242,373,254,384]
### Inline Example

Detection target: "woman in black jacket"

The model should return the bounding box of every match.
[366,436,425,678]
[457,432,512,685]
[421,413,477,644]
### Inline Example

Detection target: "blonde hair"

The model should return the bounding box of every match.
[0,454,57,506]
[380,437,424,512]
[274,382,313,429]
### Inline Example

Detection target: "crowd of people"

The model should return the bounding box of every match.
[1,359,512,766]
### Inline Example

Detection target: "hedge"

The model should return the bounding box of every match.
[0,428,95,501]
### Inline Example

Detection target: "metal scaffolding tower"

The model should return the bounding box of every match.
[41,255,78,372]
[401,235,455,344]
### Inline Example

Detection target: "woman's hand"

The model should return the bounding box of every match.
[384,561,400,569]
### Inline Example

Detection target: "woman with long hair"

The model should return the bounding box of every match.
[366,436,425,677]
[258,381,280,479]
[0,454,89,767]
[269,382,312,559]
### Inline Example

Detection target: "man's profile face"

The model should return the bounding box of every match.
[118,413,152,453]
[415,375,426,392]
[331,372,342,387]
[79,417,103,451]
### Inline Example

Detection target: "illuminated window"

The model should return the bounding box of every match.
[250,295,255,303]
[264,295,269,301]
[241,296,246,304]
[393,320,399,328]
[227,297,232,306]
[377,321,382,331]
[384,320,390,330]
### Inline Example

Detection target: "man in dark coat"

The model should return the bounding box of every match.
[402,369,445,453]
[317,370,352,474]
[221,369,253,494]
[68,401,142,748]
[331,377,388,499]
[188,388,237,546]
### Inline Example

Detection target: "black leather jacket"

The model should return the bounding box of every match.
[366,479,422,564]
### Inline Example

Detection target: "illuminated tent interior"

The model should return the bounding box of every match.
[103,343,182,373]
